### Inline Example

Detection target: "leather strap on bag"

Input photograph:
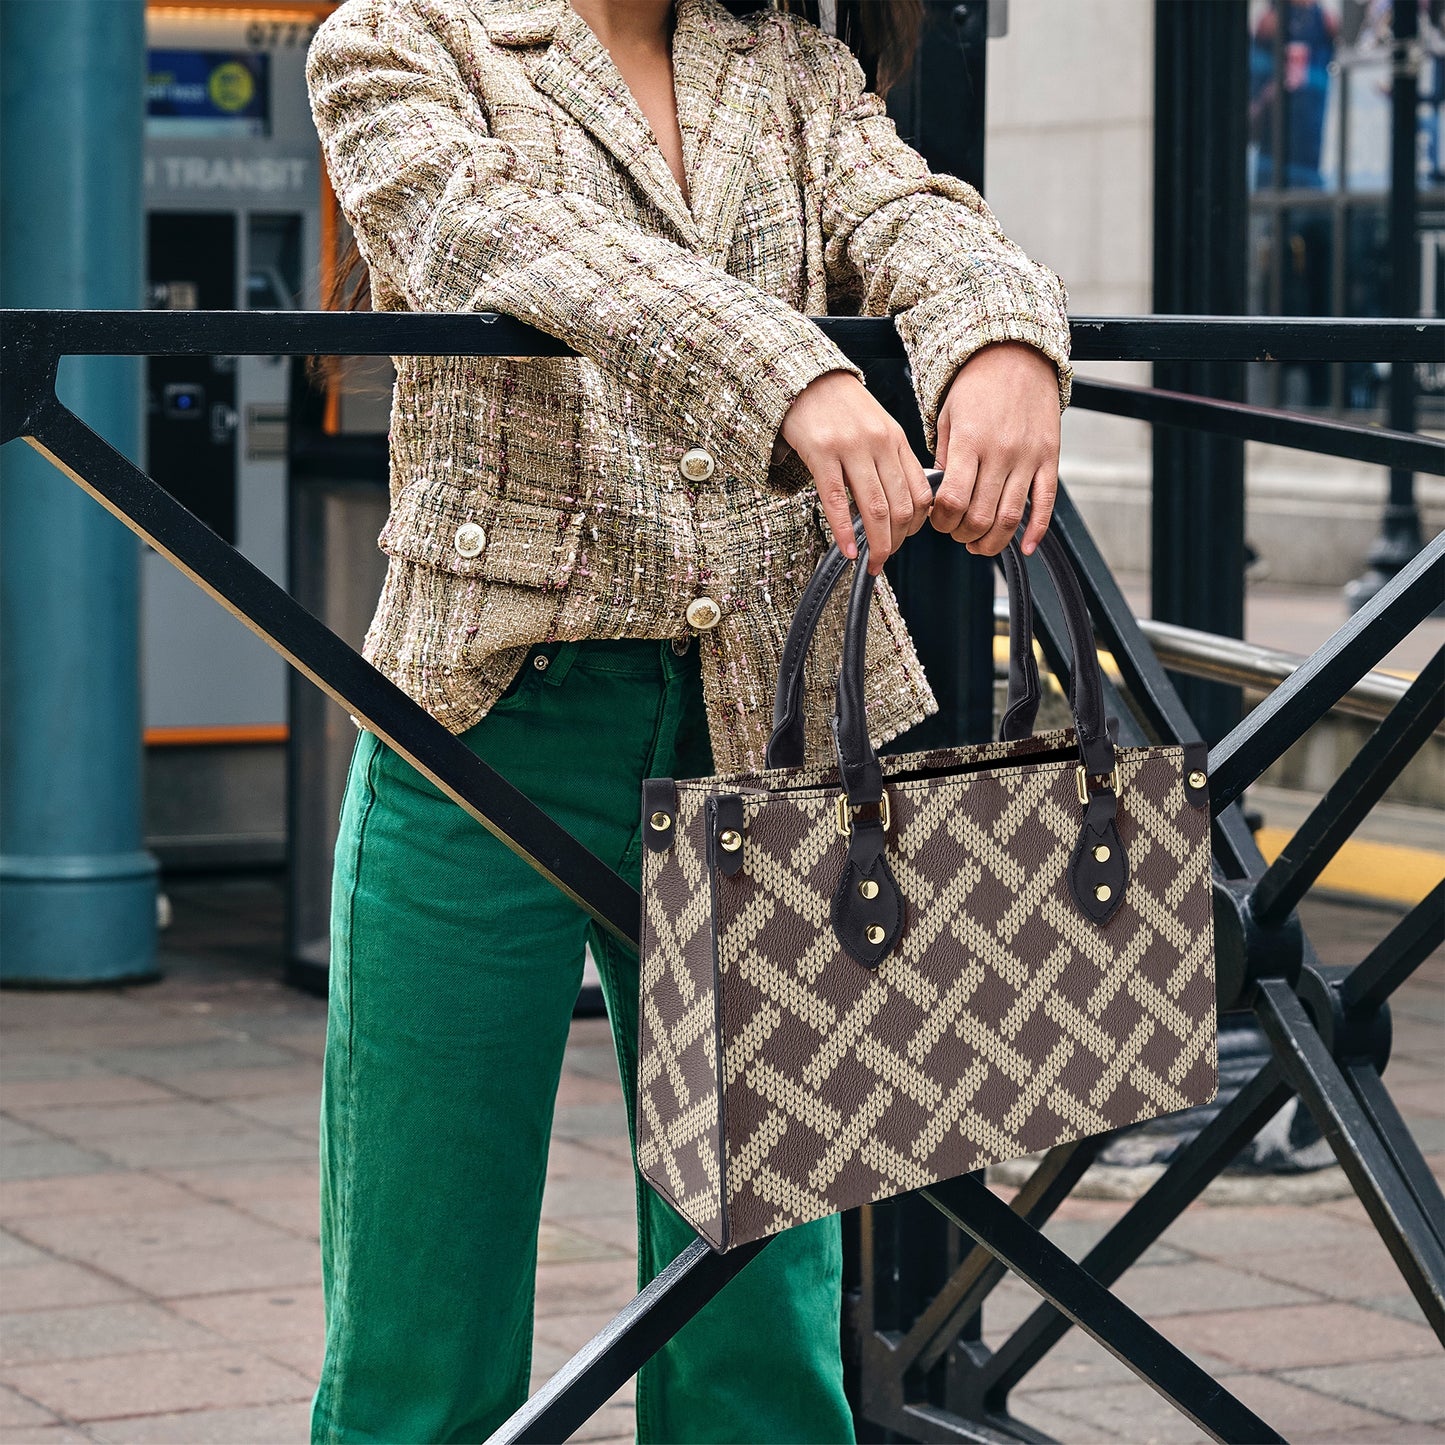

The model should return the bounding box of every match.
[765,475,1129,961]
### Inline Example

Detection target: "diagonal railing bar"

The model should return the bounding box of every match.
[981,1061,1294,1403]
[1251,648,1445,925]
[12,398,643,945]
[899,1139,1106,1377]
[1345,1060,1445,1253]
[1255,980,1445,1339]
[1208,533,1445,813]
[1340,880,1445,1018]
[1071,378,1445,475]
[917,1174,1283,1443]
[1033,488,1272,888]
[486,1237,766,1444]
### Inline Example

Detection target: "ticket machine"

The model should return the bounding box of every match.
[143,2,327,863]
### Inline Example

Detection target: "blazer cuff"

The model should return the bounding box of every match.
[897,292,1074,457]
[736,342,863,495]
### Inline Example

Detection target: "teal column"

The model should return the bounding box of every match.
[0,0,158,983]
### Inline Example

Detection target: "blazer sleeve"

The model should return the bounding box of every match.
[810,30,1074,456]
[304,0,861,490]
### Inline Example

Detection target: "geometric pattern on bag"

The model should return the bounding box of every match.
[638,731,1217,1251]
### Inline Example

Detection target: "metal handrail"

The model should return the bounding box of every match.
[992,599,1440,729]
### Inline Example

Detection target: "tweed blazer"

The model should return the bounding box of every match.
[305,0,1074,773]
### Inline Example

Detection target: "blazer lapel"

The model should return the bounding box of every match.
[526,3,703,248]
[672,0,772,264]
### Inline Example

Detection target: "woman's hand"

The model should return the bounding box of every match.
[929,340,1062,556]
[780,370,934,575]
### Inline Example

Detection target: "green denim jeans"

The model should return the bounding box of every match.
[312,637,857,1445]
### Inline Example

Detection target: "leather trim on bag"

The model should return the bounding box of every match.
[1183,739,1210,809]
[708,852,731,1254]
[711,794,745,877]
[1068,789,1128,925]
[829,818,904,966]
[642,777,678,852]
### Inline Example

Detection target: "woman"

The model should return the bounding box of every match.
[303,0,1072,1439]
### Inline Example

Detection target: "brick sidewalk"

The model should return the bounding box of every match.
[1,884,1440,1444]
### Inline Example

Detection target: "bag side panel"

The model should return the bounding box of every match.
[715,746,1216,1248]
[637,790,725,1249]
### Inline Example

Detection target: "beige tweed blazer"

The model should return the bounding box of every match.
[305,0,1074,773]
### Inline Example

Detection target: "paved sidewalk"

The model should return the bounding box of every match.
[1,880,1440,1444]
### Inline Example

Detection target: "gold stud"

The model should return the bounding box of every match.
[1094,884,1112,903]
[1093,844,1110,863]
[1188,769,1207,790]
[859,880,879,900]
[649,811,672,832]
[719,829,742,853]
[866,924,885,945]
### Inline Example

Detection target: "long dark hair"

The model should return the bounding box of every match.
[307,0,922,390]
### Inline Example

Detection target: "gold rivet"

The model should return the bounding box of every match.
[719,829,742,853]
[866,924,885,945]
[1093,844,1110,863]
[649,811,672,832]
[859,880,879,900]
[1188,769,1207,789]
[1094,884,1112,903]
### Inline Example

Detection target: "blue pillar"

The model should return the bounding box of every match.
[1,0,158,984]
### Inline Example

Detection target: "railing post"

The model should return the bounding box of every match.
[1151,0,1250,747]
[1347,0,1429,613]
[0,0,158,983]
[882,0,996,750]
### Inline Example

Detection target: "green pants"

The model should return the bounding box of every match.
[312,637,857,1445]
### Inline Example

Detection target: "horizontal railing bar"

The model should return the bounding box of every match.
[993,601,1442,729]
[2,308,1441,362]
[1067,315,1444,363]
[1070,379,1445,476]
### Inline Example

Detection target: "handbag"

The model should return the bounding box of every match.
[636,513,1218,1252]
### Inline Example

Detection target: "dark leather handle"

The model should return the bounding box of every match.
[831,526,1117,806]
[767,513,868,769]
[767,468,1046,767]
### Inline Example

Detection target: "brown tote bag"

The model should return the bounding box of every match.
[636,506,1218,1252]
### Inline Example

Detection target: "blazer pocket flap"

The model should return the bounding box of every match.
[378,485,588,589]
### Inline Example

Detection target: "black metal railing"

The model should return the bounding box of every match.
[2,309,1441,1444]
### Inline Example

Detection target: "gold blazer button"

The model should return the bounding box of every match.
[678,447,716,483]
[454,522,486,558]
[685,596,722,630]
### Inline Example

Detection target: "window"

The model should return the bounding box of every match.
[1247,0,1445,423]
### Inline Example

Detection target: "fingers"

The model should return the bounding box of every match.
[902,443,934,537]
[930,435,979,536]
[813,464,858,561]
[961,464,1029,555]
[776,370,932,569]
[1020,458,1059,555]
[845,455,893,575]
